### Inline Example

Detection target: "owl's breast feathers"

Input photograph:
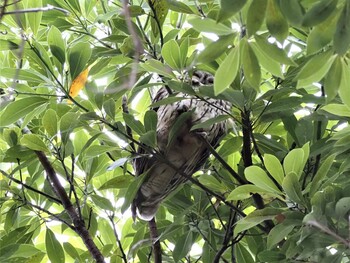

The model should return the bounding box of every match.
[132,73,232,221]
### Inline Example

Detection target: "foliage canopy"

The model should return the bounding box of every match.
[1,0,350,262]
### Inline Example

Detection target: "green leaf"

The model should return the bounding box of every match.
[235,243,255,263]
[266,0,289,42]
[33,40,55,74]
[103,98,116,120]
[167,80,196,95]
[258,250,286,261]
[241,40,261,90]
[167,111,192,146]
[322,104,350,117]
[150,96,185,108]
[334,1,350,56]
[25,0,42,36]
[63,242,81,261]
[338,60,350,108]
[278,0,304,26]
[123,113,145,135]
[144,110,158,132]
[227,185,276,200]
[267,223,295,249]
[139,130,157,148]
[42,109,58,138]
[197,34,235,63]
[60,112,79,144]
[264,154,284,186]
[179,37,189,68]
[141,59,176,79]
[335,197,350,218]
[48,26,66,64]
[295,119,313,146]
[187,16,233,36]
[173,232,193,262]
[90,194,114,211]
[99,175,133,189]
[217,137,242,157]
[198,174,225,192]
[107,157,129,171]
[307,15,337,54]
[167,0,193,14]
[121,173,146,213]
[255,35,296,65]
[250,42,284,78]
[0,39,20,51]
[324,57,342,102]
[234,208,283,235]
[245,166,281,194]
[20,134,48,152]
[0,97,48,127]
[282,172,305,205]
[191,115,230,131]
[302,0,338,27]
[69,0,81,12]
[0,244,41,260]
[296,50,335,88]
[150,0,168,37]
[45,228,65,263]
[247,0,268,36]
[162,39,182,70]
[283,148,305,180]
[0,68,49,83]
[310,154,335,196]
[68,42,92,79]
[217,0,247,22]
[85,145,117,158]
[214,46,240,95]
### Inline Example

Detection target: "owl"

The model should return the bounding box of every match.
[131,71,232,221]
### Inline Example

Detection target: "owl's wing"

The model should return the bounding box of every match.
[133,87,169,176]
[131,87,170,220]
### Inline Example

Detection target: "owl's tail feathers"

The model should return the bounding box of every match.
[132,194,160,222]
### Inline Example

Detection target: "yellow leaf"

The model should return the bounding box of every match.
[69,67,90,98]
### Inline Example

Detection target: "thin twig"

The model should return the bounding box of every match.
[68,29,113,49]
[0,169,62,204]
[213,210,235,263]
[147,0,164,47]
[108,214,128,263]
[24,199,75,230]
[2,4,69,15]
[206,193,226,230]
[198,136,246,185]
[307,220,350,248]
[0,0,8,22]
[122,0,144,89]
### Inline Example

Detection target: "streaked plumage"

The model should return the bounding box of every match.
[131,71,232,221]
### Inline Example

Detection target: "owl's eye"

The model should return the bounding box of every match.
[206,76,214,84]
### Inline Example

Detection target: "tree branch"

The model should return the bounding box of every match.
[149,218,162,263]
[198,136,247,185]
[241,109,274,231]
[307,220,350,248]
[35,151,105,263]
